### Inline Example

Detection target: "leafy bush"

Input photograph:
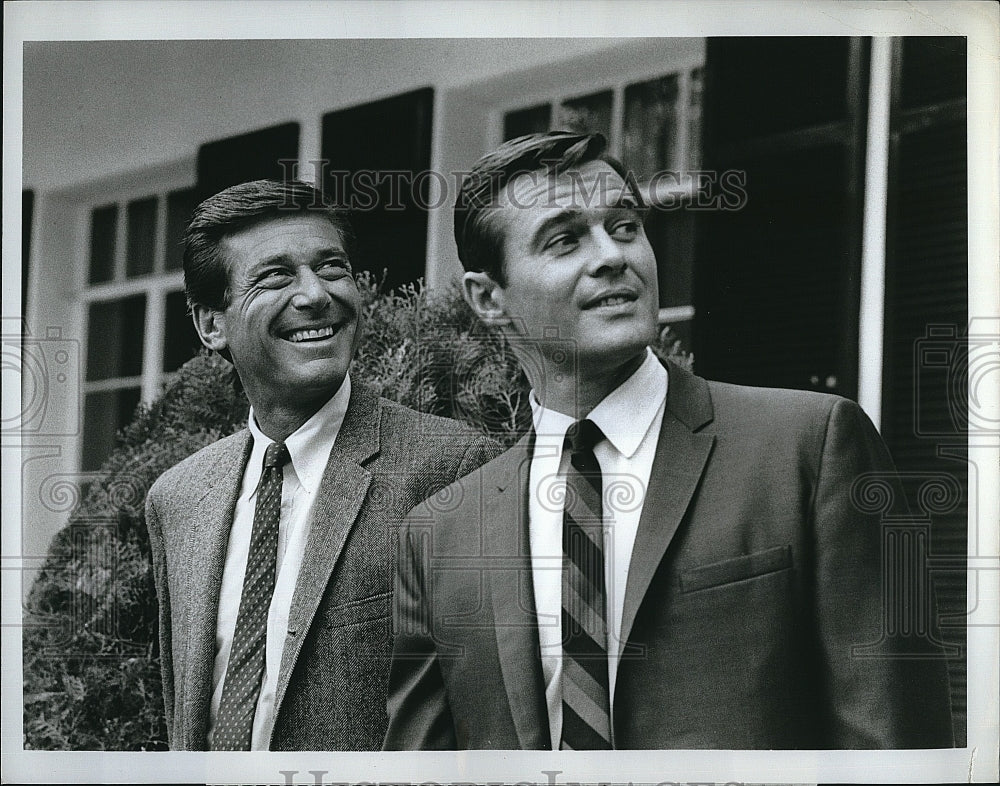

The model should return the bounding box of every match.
[22,274,691,749]
[22,350,246,750]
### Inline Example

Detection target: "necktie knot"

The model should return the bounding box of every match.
[565,419,603,453]
[263,441,289,470]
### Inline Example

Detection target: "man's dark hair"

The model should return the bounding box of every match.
[183,179,356,311]
[453,131,632,285]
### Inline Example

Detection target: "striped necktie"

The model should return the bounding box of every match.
[211,441,289,750]
[559,418,612,750]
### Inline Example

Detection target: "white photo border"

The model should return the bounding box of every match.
[3,1,998,783]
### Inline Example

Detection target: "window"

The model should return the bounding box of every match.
[500,67,704,349]
[80,179,201,471]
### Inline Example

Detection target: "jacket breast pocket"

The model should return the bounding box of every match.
[679,545,793,594]
[323,591,392,629]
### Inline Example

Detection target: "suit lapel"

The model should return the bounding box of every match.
[617,363,716,659]
[268,384,380,735]
[182,430,251,750]
[484,434,550,750]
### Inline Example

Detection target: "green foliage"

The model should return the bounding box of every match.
[22,274,691,749]
[354,274,534,446]
[23,351,247,750]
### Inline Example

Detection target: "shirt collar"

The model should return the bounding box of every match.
[247,373,352,494]
[530,348,667,459]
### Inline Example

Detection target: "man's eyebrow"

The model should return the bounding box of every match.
[249,247,348,270]
[247,253,293,272]
[529,208,582,248]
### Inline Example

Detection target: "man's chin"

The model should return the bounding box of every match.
[300,370,348,394]
[577,341,651,372]
[282,361,349,397]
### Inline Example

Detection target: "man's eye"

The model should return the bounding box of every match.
[317,259,351,278]
[543,233,577,254]
[258,268,291,285]
[611,220,640,239]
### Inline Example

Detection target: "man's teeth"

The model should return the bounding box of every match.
[287,326,335,342]
[598,296,630,306]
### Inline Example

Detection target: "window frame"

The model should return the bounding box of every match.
[74,160,197,469]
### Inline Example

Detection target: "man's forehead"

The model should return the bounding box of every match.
[222,214,345,257]
[498,160,635,212]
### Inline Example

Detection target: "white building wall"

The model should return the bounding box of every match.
[23,39,634,192]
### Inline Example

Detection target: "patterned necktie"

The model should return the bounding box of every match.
[559,419,612,750]
[211,441,289,750]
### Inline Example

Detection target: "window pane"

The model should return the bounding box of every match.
[503,104,551,141]
[163,290,202,372]
[165,187,198,271]
[623,74,680,177]
[126,196,158,277]
[82,387,141,471]
[556,90,613,140]
[86,295,146,381]
[88,204,118,284]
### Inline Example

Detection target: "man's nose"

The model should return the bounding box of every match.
[291,267,332,309]
[589,227,628,275]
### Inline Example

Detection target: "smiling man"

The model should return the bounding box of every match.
[145,179,499,750]
[383,132,954,749]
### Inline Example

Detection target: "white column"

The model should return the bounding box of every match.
[141,285,165,405]
[857,37,893,429]
[296,115,323,185]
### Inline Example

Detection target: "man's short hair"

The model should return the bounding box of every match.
[453,131,632,285]
[183,179,356,311]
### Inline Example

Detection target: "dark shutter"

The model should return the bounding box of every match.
[694,37,869,399]
[882,36,968,745]
[195,121,301,201]
[321,87,434,291]
[23,189,34,319]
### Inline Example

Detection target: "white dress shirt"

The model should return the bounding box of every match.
[528,349,667,749]
[207,375,351,750]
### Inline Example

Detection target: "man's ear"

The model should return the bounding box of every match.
[462,271,510,327]
[192,304,229,353]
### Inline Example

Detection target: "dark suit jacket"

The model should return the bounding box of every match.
[145,383,500,750]
[384,362,955,749]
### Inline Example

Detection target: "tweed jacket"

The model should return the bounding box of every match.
[384,362,955,750]
[146,382,500,750]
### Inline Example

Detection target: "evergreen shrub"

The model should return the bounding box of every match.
[22,274,691,749]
